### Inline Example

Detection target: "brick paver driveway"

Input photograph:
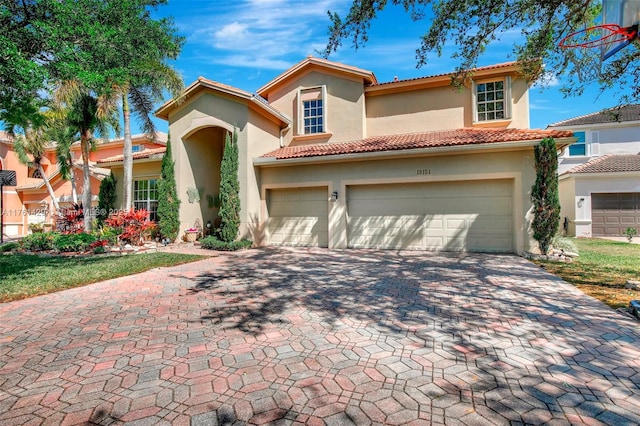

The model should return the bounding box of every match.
[1,248,639,425]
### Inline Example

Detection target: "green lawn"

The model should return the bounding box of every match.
[535,238,640,309]
[0,252,205,303]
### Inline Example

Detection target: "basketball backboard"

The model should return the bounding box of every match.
[602,0,640,60]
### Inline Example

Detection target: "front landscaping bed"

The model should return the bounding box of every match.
[0,252,205,303]
[533,238,640,309]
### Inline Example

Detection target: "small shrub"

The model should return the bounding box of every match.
[93,226,119,246]
[551,236,578,254]
[200,236,252,251]
[90,239,109,254]
[105,209,156,246]
[55,204,84,234]
[21,232,57,251]
[53,232,96,252]
[0,242,19,252]
[624,227,638,243]
[28,223,45,233]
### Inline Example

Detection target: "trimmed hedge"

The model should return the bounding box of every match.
[0,242,19,252]
[200,236,252,251]
[21,232,57,251]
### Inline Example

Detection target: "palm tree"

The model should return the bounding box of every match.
[47,108,80,204]
[55,81,120,231]
[121,63,183,210]
[3,98,60,212]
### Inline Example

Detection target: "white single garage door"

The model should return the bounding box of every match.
[267,187,328,247]
[347,180,513,252]
[592,193,640,236]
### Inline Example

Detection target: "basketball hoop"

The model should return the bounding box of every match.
[557,23,639,82]
[559,24,638,50]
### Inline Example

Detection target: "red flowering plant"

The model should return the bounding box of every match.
[105,209,156,246]
[55,204,84,234]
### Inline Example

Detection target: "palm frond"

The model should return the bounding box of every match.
[128,86,156,136]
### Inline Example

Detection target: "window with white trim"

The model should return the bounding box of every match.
[568,131,587,156]
[132,144,143,153]
[298,86,326,135]
[473,77,511,122]
[133,179,158,221]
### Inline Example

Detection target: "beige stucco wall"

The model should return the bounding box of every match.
[559,177,576,236]
[257,148,537,254]
[166,91,282,240]
[365,77,530,137]
[109,160,162,212]
[266,70,366,144]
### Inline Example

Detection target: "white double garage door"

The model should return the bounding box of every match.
[268,179,514,253]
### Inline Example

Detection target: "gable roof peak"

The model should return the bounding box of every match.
[256,56,378,97]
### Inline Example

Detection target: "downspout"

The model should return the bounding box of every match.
[279,124,290,148]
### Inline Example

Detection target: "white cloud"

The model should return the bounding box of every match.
[214,22,249,40]
[180,0,344,69]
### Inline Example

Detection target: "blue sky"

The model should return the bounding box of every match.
[148,0,628,133]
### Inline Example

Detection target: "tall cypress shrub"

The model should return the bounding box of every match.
[157,134,180,240]
[216,130,240,243]
[531,137,560,254]
[96,171,117,226]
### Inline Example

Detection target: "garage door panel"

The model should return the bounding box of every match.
[592,193,640,236]
[267,187,328,247]
[347,180,513,252]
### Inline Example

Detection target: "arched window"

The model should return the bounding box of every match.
[29,168,42,178]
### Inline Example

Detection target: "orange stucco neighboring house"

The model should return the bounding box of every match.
[156,56,575,254]
[0,131,166,238]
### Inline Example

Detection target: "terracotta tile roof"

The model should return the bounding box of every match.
[563,154,640,174]
[372,61,520,86]
[261,128,573,160]
[96,147,166,164]
[0,131,13,144]
[548,104,640,127]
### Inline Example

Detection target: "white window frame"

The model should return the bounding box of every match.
[472,76,511,123]
[133,178,158,221]
[297,85,327,135]
[131,144,143,153]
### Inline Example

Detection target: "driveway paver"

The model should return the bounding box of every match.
[1,248,639,425]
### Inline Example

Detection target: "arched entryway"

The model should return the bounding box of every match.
[181,126,227,232]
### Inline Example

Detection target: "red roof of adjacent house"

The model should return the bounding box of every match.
[0,130,13,144]
[260,128,574,160]
[96,147,166,164]
[563,154,640,174]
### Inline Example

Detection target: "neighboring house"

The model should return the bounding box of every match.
[0,132,166,237]
[548,105,640,237]
[155,56,572,254]
[96,144,167,221]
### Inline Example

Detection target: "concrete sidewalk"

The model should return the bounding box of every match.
[1,248,639,425]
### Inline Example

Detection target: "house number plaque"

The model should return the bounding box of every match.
[416,169,431,176]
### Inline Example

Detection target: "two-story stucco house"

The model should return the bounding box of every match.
[0,132,166,237]
[548,105,640,237]
[155,57,573,254]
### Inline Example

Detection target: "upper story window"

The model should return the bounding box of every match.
[568,131,587,156]
[29,167,42,178]
[298,86,327,135]
[473,77,511,122]
[132,144,143,153]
